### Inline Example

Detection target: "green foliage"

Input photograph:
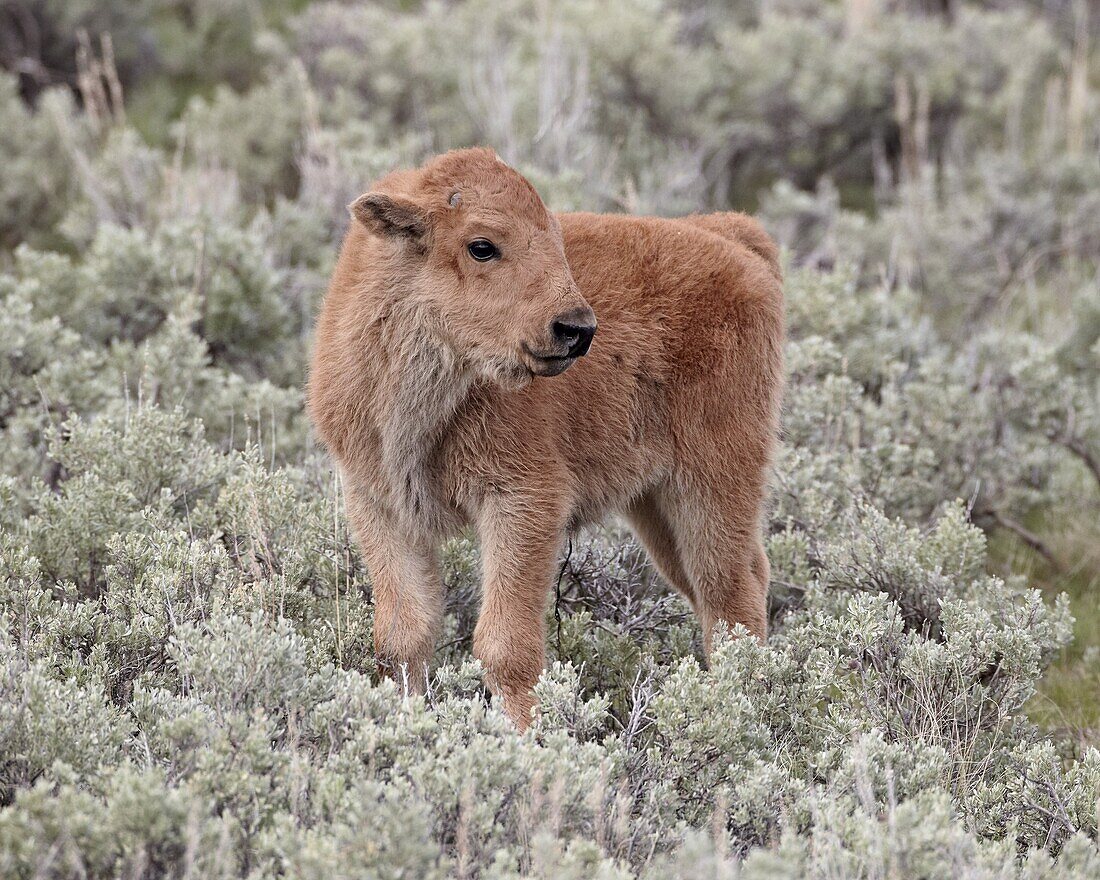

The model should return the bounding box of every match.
[0,75,82,250]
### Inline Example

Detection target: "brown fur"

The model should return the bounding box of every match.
[307,148,784,728]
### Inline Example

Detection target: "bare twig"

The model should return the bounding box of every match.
[985,508,1062,572]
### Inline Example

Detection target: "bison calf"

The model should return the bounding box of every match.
[307,148,784,728]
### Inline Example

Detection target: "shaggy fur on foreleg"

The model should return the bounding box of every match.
[473,496,565,729]
[346,488,443,692]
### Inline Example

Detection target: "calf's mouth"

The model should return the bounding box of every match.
[522,347,579,377]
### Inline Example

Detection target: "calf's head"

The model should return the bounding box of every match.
[350,148,596,387]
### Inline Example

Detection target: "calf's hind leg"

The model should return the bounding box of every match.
[623,490,697,610]
[666,484,769,653]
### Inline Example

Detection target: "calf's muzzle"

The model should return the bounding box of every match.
[550,306,597,358]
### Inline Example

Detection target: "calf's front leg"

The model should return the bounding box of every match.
[474,496,565,730]
[345,487,443,693]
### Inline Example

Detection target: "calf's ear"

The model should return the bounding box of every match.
[349,192,428,241]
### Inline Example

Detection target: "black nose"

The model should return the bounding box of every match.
[552,319,597,358]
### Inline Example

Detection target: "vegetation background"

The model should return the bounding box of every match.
[1,0,1098,876]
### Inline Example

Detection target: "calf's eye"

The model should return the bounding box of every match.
[467,239,499,262]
